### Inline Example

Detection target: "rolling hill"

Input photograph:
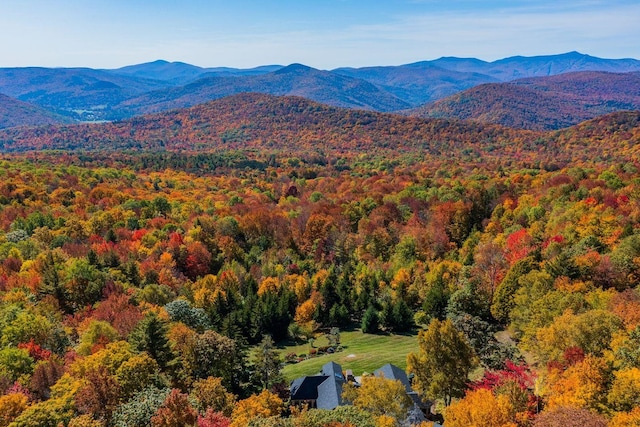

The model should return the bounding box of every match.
[0,67,170,121]
[106,60,210,85]
[0,93,638,174]
[116,64,411,115]
[410,71,640,130]
[332,52,640,107]
[1,91,638,167]
[0,92,534,153]
[0,93,72,129]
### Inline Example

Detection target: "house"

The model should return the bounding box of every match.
[290,361,346,409]
[290,361,442,425]
[374,363,435,418]
[374,363,412,392]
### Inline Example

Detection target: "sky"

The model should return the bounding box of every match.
[1,0,639,69]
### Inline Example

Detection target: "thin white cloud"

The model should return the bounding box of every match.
[171,1,640,68]
[324,2,640,62]
[0,0,638,68]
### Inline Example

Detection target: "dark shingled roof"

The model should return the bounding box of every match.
[316,374,344,409]
[290,361,346,410]
[321,361,345,381]
[290,375,329,401]
[374,363,412,392]
[408,391,432,409]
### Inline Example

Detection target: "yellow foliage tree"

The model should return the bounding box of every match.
[294,298,318,326]
[284,273,309,303]
[190,376,236,416]
[67,414,104,427]
[391,268,411,292]
[115,352,161,398]
[609,407,640,427]
[167,322,198,380]
[10,373,85,427]
[0,393,28,427]
[407,318,477,405]
[230,389,283,427]
[70,340,134,377]
[607,367,640,412]
[192,274,225,310]
[534,309,622,364]
[545,355,609,411]
[258,276,281,296]
[342,376,412,422]
[376,414,398,427]
[444,388,516,427]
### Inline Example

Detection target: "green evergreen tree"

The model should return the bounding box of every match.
[253,335,284,390]
[391,299,414,332]
[361,305,379,333]
[129,313,175,371]
[329,303,350,327]
[491,256,537,323]
[421,278,450,321]
[40,251,70,314]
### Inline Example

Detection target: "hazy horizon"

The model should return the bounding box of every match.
[1,0,638,69]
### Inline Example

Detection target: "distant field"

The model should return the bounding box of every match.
[278,329,420,381]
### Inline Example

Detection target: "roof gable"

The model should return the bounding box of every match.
[321,361,345,382]
[374,363,412,392]
[316,375,344,409]
[290,375,329,401]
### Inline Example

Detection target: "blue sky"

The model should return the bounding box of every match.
[1,0,639,69]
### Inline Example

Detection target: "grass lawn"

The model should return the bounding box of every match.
[278,329,420,381]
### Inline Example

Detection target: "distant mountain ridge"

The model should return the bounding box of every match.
[116,63,411,115]
[107,60,283,84]
[333,62,499,106]
[410,71,640,130]
[0,52,638,129]
[429,51,640,80]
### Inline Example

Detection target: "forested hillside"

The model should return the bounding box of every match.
[0,93,535,154]
[0,94,71,130]
[0,96,639,426]
[411,71,640,130]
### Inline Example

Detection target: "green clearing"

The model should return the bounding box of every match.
[278,329,420,381]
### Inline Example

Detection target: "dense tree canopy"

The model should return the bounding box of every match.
[0,102,639,424]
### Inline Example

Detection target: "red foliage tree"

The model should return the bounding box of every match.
[197,409,231,427]
[151,389,198,427]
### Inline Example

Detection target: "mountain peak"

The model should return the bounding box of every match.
[275,63,315,74]
[562,51,585,57]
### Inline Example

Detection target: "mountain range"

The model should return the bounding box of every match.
[1,93,638,170]
[0,51,639,130]
[115,63,412,116]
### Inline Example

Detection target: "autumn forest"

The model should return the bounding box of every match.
[0,88,640,427]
